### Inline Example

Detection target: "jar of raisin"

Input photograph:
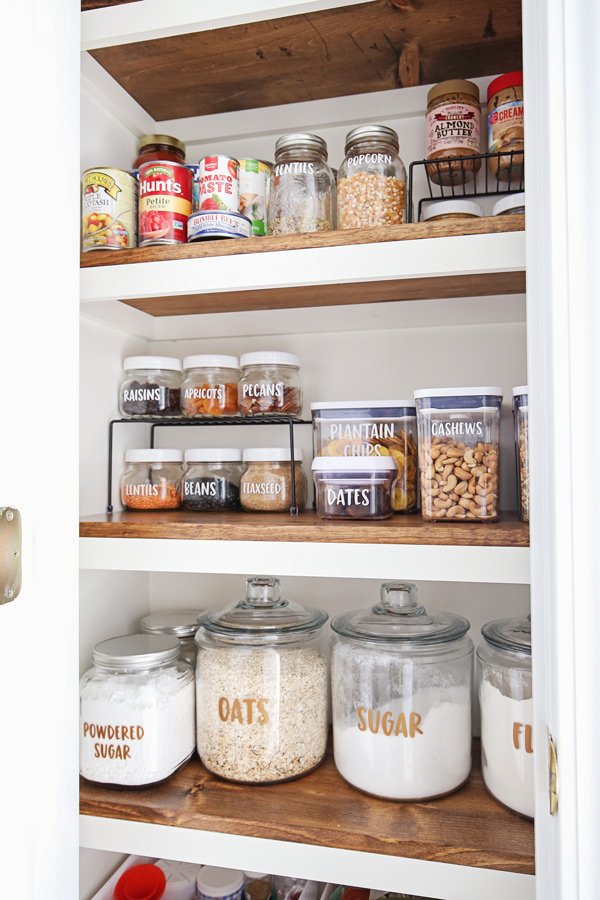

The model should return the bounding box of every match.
[134,134,186,169]
[426,80,481,185]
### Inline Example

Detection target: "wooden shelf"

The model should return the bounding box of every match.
[85,0,522,118]
[80,741,534,875]
[79,509,529,547]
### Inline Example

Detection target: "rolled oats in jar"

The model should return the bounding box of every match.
[240,448,306,513]
[337,125,406,229]
[426,80,481,185]
[238,351,302,417]
[268,133,334,234]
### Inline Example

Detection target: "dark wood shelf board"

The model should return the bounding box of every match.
[88,0,522,119]
[80,741,534,874]
[79,509,529,548]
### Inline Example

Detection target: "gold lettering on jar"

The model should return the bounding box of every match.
[218,696,270,725]
[82,721,145,761]
[356,706,423,737]
[513,721,533,753]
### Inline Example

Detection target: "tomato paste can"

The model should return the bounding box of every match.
[138,160,193,246]
[81,167,137,251]
[198,155,240,214]
[187,210,251,241]
[238,159,271,236]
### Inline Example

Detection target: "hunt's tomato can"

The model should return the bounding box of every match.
[81,167,137,251]
[138,160,193,245]
[198,155,240,214]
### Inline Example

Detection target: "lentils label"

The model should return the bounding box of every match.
[138,162,192,245]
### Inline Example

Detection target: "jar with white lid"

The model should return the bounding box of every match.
[141,610,201,668]
[312,456,398,519]
[331,581,473,800]
[337,125,406,228]
[238,351,302,417]
[493,192,525,216]
[196,867,244,900]
[477,614,533,818]
[195,576,329,783]
[422,199,484,223]
[512,386,529,522]
[180,354,240,417]
[182,448,243,511]
[119,356,182,418]
[79,633,195,787]
[415,387,503,521]
[154,858,202,900]
[268,133,334,234]
[240,448,306,513]
[121,449,184,510]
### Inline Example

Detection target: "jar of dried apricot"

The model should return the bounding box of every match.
[426,80,481,185]
[337,125,406,228]
[181,355,240,417]
[121,449,183,510]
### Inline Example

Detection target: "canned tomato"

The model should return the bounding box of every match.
[81,167,137,251]
[238,159,271,236]
[198,156,240,214]
[138,160,192,246]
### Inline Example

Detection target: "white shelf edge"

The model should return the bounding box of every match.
[79,815,535,900]
[79,537,530,584]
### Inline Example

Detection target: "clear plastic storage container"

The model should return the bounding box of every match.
[119,356,182,418]
[238,351,302,416]
[121,449,184,510]
[79,634,195,787]
[180,355,240,417]
[477,614,533,818]
[240,448,306,513]
[415,387,503,521]
[331,582,473,800]
[312,456,398,520]
[195,576,329,784]
[512,386,529,523]
[337,125,406,228]
[268,133,334,234]
[140,610,201,668]
[182,448,243,511]
[311,401,418,513]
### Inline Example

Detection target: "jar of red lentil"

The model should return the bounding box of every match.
[134,134,186,168]
[487,72,524,182]
[337,125,406,229]
[121,449,184,510]
[426,80,481,185]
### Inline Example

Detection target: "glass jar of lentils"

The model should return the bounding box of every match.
[268,133,334,235]
[337,125,406,229]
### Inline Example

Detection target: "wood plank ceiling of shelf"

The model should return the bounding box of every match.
[87,0,523,119]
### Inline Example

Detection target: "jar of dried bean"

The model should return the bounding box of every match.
[268,133,334,234]
[414,387,503,522]
[240,448,307,513]
[337,125,406,229]
[182,448,243,512]
[121,449,184,510]
[180,355,240,417]
[426,80,481,185]
[238,351,302,417]
[512,386,529,523]
[119,356,182,418]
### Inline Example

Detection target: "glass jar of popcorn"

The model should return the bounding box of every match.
[337,125,407,229]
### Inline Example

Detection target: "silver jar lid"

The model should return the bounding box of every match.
[345,124,399,153]
[92,633,181,669]
[481,614,531,656]
[141,610,202,639]
[275,133,328,157]
[332,582,470,645]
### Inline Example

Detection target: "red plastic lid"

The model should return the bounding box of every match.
[487,71,523,101]
[115,865,166,900]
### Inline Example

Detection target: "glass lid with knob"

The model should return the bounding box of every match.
[198,576,328,640]
[331,581,470,645]
[481,614,531,656]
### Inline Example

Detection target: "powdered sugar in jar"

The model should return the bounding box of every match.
[80,633,195,787]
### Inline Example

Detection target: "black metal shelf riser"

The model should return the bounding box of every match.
[107,417,311,516]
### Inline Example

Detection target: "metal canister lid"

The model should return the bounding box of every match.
[138,133,185,154]
[141,611,202,639]
[275,132,328,157]
[92,633,181,670]
[427,79,480,105]
[345,124,399,153]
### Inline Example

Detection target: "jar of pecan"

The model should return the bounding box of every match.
[426,80,481,185]
[337,125,406,228]
[238,352,303,417]
[134,134,186,168]
[487,72,524,182]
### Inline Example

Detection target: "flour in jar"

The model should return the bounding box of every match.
[480,678,534,818]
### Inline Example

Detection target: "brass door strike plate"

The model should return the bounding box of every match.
[0,508,21,604]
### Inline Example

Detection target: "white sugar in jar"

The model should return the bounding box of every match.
[80,633,195,787]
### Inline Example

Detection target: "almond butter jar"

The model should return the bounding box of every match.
[426,80,481,185]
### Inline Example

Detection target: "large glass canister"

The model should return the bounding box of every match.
[477,615,534,818]
[268,133,335,234]
[195,576,329,784]
[331,582,473,800]
[311,401,418,513]
[140,610,201,667]
[337,125,407,228]
[512,386,529,522]
[415,387,503,521]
